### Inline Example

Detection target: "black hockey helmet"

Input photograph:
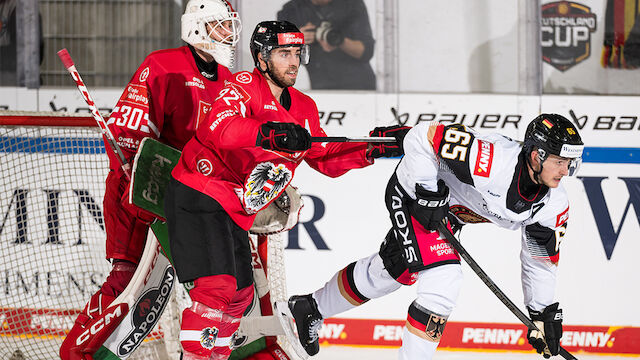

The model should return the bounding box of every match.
[250,20,310,69]
[524,113,584,176]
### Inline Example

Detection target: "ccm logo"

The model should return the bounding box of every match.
[76,304,125,346]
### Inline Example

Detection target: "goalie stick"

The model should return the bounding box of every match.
[311,136,396,143]
[57,48,131,179]
[436,221,578,360]
[57,49,174,359]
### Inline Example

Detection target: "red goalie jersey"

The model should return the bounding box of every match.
[106,46,233,171]
[103,45,233,262]
[172,68,372,230]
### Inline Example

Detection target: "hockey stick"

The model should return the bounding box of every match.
[311,136,396,143]
[437,221,578,360]
[57,48,131,179]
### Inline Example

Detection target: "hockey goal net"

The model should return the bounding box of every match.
[0,111,293,360]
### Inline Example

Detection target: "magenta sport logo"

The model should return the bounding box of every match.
[541,1,597,71]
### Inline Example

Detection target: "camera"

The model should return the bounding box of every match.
[315,21,344,47]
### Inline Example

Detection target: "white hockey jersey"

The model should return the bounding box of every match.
[396,122,570,311]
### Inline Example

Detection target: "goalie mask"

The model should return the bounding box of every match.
[524,113,584,177]
[181,0,242,69]
[250,21,310,87]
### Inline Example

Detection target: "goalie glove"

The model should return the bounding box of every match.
[257,122,311,153]
[527,302,563,358]
[250,185,303,235]
[366,125,411,159]
[409,180,450,231]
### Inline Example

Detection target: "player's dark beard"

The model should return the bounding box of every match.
[268,61,297,88]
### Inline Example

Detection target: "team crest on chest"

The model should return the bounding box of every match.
[244,162,292,213]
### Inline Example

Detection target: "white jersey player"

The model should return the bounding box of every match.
[286,114,584,359]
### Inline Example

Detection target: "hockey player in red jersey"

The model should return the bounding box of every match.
[288,114,584,359]
[163,20,408,360]
[59,1,241,359]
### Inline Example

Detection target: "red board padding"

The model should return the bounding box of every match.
[317,318,640,355]
[2,307,639,354]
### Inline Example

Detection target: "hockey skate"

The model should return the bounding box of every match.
[287,295,323,356]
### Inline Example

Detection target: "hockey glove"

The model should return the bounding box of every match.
[527,302,563,358]
[366,125,411,159]
[409,180,450,231]
[257,122,311,153]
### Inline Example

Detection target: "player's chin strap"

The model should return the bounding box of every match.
[258,57,290,90]
[526,147,546,184]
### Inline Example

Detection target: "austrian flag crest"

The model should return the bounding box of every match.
[244,162,292,213]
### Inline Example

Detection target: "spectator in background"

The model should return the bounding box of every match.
[0,0,19,85]
[0,0,43,86]
[277,0,376,90]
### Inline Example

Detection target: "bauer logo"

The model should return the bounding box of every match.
[541,1,597,71]
[117,266,175,356]
[473,140,494,177]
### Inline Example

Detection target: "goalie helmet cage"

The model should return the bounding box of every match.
[0,111,294,360]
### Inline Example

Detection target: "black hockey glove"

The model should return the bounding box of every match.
[527,302,563,358]
[366,125,411,159]
[409,180,450,231]
[257,122,311,153]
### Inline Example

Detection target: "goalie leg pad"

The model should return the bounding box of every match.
[59,261,136,360]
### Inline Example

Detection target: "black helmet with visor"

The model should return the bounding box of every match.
[250,21,310,69]
[524,113,584,177]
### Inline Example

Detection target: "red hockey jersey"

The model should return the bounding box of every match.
[172,68,372,230]
[106,46,233,171]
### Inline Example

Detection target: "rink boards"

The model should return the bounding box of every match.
[1,90,639,354]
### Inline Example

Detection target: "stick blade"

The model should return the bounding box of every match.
[57,48,74,69]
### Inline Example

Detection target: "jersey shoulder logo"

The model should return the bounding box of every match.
[473,140,494,177]
[235,72,253,84]
[556,206,569,227]
[139,67,150,82]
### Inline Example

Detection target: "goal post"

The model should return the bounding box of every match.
[0,111,299,360]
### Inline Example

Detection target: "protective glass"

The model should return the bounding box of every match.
[567,157,582,176]
[299,44,310,65]
[262,45,310,65]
